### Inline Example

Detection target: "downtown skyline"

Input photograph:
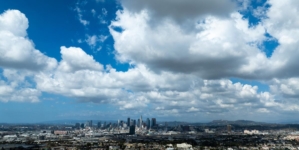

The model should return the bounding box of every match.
[0,0,299,123]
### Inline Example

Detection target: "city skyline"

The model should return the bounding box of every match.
[0,0,299,123]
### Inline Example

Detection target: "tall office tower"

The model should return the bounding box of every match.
[104,122,106,128]
[165,122,168,132]
[129,125,135,135]
[146,118,150,129]
[151,118,156,127]
[86,121,89,127]
[127,117,130,126]
[140,115,143,128]
[85,121,92,127]
[130,120,134,126]
[75,123,80,129]
[120,120,124,127]
[97,122,101,128]
[118,120,120,127]
[80,123,85,128]
[133,120,136,126]
[137,119,140,127]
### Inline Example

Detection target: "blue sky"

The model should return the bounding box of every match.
[0,0,298,123]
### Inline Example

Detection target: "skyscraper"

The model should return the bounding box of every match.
[146,118,150,129]
[75,123,80,129]
[127,117,130,127]
[140,115,143,128]
[97,122,101,128]
[85,120,92,128]
[151,118,156,127]
[130,119,134,126]
[129,125,135,135]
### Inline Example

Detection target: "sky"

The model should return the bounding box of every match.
[0,0,298,123]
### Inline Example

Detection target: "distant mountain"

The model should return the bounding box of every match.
[207,120,268,126]
[160,121,190,127]
[168,120,272,126]
[279,121,299,124]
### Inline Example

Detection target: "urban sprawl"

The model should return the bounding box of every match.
[1,118,299,150]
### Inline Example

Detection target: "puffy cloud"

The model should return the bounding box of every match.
[0,9,28,37]
[105,0,299,120]
[0,69,41,103]
[58,46,103,72]
[260,0,299,78]
[0,10,57,71]
[0,10,56,102]
[0,84,40,103]
[110,7,269,79]
[110,0,299,81]
[120,0,236,26]
[270,78,299,99]
[34,47,286,118]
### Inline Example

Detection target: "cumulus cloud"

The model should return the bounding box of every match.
[0,84,40,103]
[34,48,288,119]
[0,69,41,103]
[107,0,299,119]
[0,10,56,102]
[0,10,57,71]
[120,0,236,25]
[110,0,299,81]
[58,46,103,72]
[110,7,269,79]
[260,0,299,78]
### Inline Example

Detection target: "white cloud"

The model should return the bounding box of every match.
[0,10,58,103]
[85,35,98,47]
[259,0,299,79]
[109,7,269,79]
[0,10,57,71]
[0,85,40,103]
[97,8,108,24]
[120,0,236,29]
[0,69,40,103]
[85,35,108,51]
[58,46,103,72]
[0,9,28,37]
[98,16,107,24]
[109,0,299,81]
[33,50,287,118]
[74,6,89,26]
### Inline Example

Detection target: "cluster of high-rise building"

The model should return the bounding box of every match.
[74,116,157,135]
[119,116,157,132]
[113,116,157,129]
